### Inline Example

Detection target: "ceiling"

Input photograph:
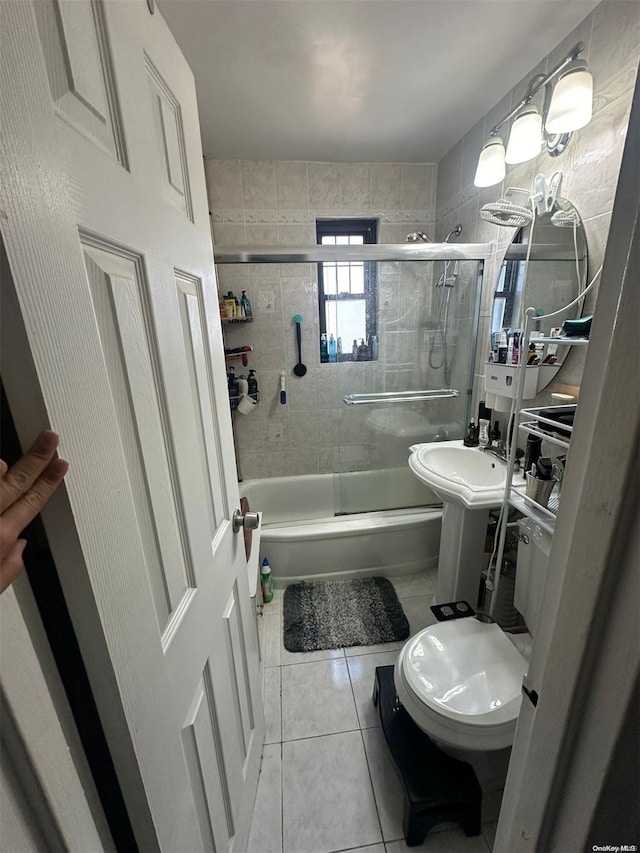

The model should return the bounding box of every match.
[157,0,600,163]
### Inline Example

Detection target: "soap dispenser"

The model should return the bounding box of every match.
[463,418,479,447]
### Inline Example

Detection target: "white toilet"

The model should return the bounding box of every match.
[395,519,551,753]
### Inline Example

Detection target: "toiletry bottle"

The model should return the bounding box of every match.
[352,339,359,360]
[260,558,274,604]
[507,334,514,364]
[320,333,328,363]
[490,421,501,445]
[511,331,521,365]
[240,290,252,318]
[233,292,242,318]
[328,334,337,362]
[247,369,258,401]
[337,337,342,358]
[478,419,490,449]
[224,292,236,319]
[370,335,378,360]
[227,367,239,410]
[463,418,479,447]
[238,374,249,397]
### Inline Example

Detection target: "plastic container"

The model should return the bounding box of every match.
[261,558,274,603]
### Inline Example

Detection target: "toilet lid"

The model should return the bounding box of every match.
[402,620,528,727]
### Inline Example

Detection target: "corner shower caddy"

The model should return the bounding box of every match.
[489,307,587,614]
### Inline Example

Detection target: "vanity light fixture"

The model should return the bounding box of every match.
[505,107,543,164]
[474,137,506,187]
[473,43,593,187]
[545,59,593,134]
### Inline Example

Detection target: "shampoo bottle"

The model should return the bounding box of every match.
[227,367,239,410]
[240,291,253,318]
[247,370,258,401]
[328,334,337,362]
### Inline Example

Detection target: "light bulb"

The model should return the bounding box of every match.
[505,108,542,164]
[546,63,593,134]
[474,138,506,188]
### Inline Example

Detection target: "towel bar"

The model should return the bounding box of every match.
[343,389,459,405]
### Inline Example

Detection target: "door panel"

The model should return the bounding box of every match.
[1,1,263,849]
[145,53,193,220]
[83,244,193,630]
[32,0,126,163]
[176,273,225,530]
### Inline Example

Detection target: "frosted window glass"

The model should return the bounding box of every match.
[325,299,366,347]
[323,264,337,294]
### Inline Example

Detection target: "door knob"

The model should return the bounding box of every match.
[232,509,260,534]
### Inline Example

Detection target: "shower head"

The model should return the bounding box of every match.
[480,199,533,228]
[445,224,462,242]
[406,230,432,242]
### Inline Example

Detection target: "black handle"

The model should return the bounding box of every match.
[296,321,302,361]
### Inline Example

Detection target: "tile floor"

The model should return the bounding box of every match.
[248,572,499,853]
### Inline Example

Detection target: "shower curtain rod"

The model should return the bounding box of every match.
[214,243,493,264]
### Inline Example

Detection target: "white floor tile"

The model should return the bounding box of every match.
[265,614,281,667]
[247,744,282,853]
[264,666,281,744]
[281,658,359,741]
[347,650,400,729]
[282,731,383,853]
[341,846,386,853]
[401,595,437,635]
[391,572,437,600]
[385,826,489,852]
[345,640,404,658]
[281,645,345,666]
[361,727,405,841]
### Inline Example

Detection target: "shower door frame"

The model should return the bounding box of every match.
[216,241,490,433]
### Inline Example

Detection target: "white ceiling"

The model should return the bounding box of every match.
[158,0,600,163]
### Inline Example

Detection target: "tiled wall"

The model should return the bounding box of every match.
[434,0,639,422]
[207,161,477,480]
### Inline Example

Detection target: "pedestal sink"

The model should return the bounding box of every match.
[409,440,510,606]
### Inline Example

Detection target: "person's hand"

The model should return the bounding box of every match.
[1,431,69,593]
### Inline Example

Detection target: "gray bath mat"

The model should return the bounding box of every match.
[283,577,410,653]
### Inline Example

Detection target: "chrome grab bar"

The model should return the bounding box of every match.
[343,389,459,405]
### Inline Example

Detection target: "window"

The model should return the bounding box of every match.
[316,218,378,362]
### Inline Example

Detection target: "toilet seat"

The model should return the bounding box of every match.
[394,619,528,752]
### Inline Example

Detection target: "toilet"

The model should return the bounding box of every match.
[395,519,551,753]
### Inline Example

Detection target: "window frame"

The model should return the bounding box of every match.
[316,218,378,362]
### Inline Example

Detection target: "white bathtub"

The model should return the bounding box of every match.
[241,467,442,585]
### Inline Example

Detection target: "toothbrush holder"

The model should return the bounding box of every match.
[525,474,557,508]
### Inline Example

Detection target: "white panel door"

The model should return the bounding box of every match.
[0,2,263,850]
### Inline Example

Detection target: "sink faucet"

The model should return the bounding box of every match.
[481,440,508,462]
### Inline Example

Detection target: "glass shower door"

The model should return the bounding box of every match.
[332,258,483,514]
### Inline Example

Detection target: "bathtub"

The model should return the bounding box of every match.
[241,466,442,585]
